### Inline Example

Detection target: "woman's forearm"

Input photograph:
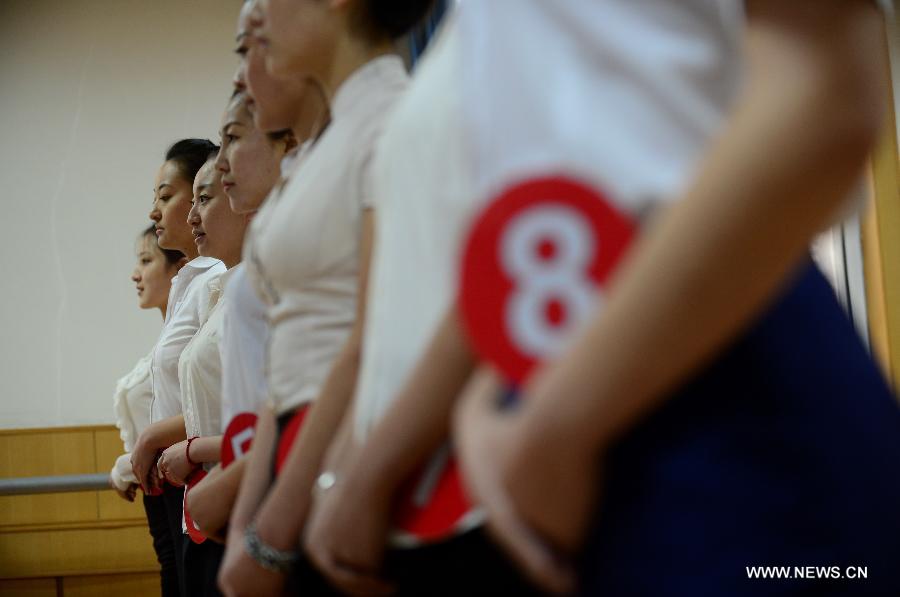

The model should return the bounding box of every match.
[189,435,222,465]
[252,210,376,550]
[189,459,246,537]
[146,415,187,449]
[520,0,887,454]
[253,332,363,549]
[349,307,476,494]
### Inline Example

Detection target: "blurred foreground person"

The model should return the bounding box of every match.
[450,1,900,596]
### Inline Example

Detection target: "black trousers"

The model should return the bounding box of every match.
[383,529,545,597]
[276,408,541,596]
[161,484,188,597]
[287,530,544,596]
[144,492,181,597]
[184,538,226,597]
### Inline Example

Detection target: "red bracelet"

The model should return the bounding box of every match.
[186,436,200,467]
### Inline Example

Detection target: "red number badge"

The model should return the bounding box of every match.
[221,412,259,469]
[461,176,635,383]
[393,176,635,544]
[183,469,209,544]
[392,445,473,544]
[275,404,310,476]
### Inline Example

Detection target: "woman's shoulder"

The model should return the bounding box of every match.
[115,353,152,392]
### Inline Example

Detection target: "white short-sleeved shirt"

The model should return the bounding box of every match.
[245,55,408,416]
[110,354,152,490]
[219,263,268,430]
[150,256,226,422]
[218,146,312,429]
[458,0,745,220]
[353,24,469,438]
[179,270,229,440]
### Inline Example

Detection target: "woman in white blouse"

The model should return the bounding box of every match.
[187,47,325,537]
[154,147,251,488]
[218,1,433,594]
[150,143,254,597]
[131,138,226,596]
[111,225,185,597]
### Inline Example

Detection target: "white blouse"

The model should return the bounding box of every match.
[245,55,408,415]
[354,23,467,439]
[219,147,312,429]
[110,354,153,491]
[179,269,230,440]
[150,256,226,422]
[219,264,268,429]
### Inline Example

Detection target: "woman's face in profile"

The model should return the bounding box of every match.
[150,160,196,254]
[132,234,174,311]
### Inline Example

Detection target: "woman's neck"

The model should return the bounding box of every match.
[322,34,394,104]
[219,241,245,269]
[159,304,167,320]
[294,80,331,143]
[181,245,200,261]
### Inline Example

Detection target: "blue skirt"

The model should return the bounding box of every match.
[578,262,900,596]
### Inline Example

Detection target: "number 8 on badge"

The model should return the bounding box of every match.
[461,176,635,383]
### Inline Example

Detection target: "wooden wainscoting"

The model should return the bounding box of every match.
[864,11,900,392]
[0,426,160,596]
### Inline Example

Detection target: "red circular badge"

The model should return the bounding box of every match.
[460,176,635,383]
[183,469,209,544]
[393,445,472,542]
[221,412,259,469]
[275,404,310,476]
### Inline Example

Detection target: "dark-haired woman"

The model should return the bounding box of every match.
[132,138,226,595]
[218,1,434,595]
[111,226,185,597]
[186,69,320,540]
[151,146,252,597]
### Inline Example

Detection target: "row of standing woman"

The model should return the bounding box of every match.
[110,0,900,595]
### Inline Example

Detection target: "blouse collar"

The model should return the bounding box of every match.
[331,54,406,121]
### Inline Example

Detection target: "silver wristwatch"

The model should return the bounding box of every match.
[243,521,300,573]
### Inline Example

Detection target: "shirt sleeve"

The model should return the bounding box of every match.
[110,452,136,490]
[357,146,378,210]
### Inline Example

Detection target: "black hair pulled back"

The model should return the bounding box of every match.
[358,0,437,40]
[164,138,219,184]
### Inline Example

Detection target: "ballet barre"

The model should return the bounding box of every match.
[0,473,111,496]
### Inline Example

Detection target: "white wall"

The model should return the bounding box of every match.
[0,0,242,428]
